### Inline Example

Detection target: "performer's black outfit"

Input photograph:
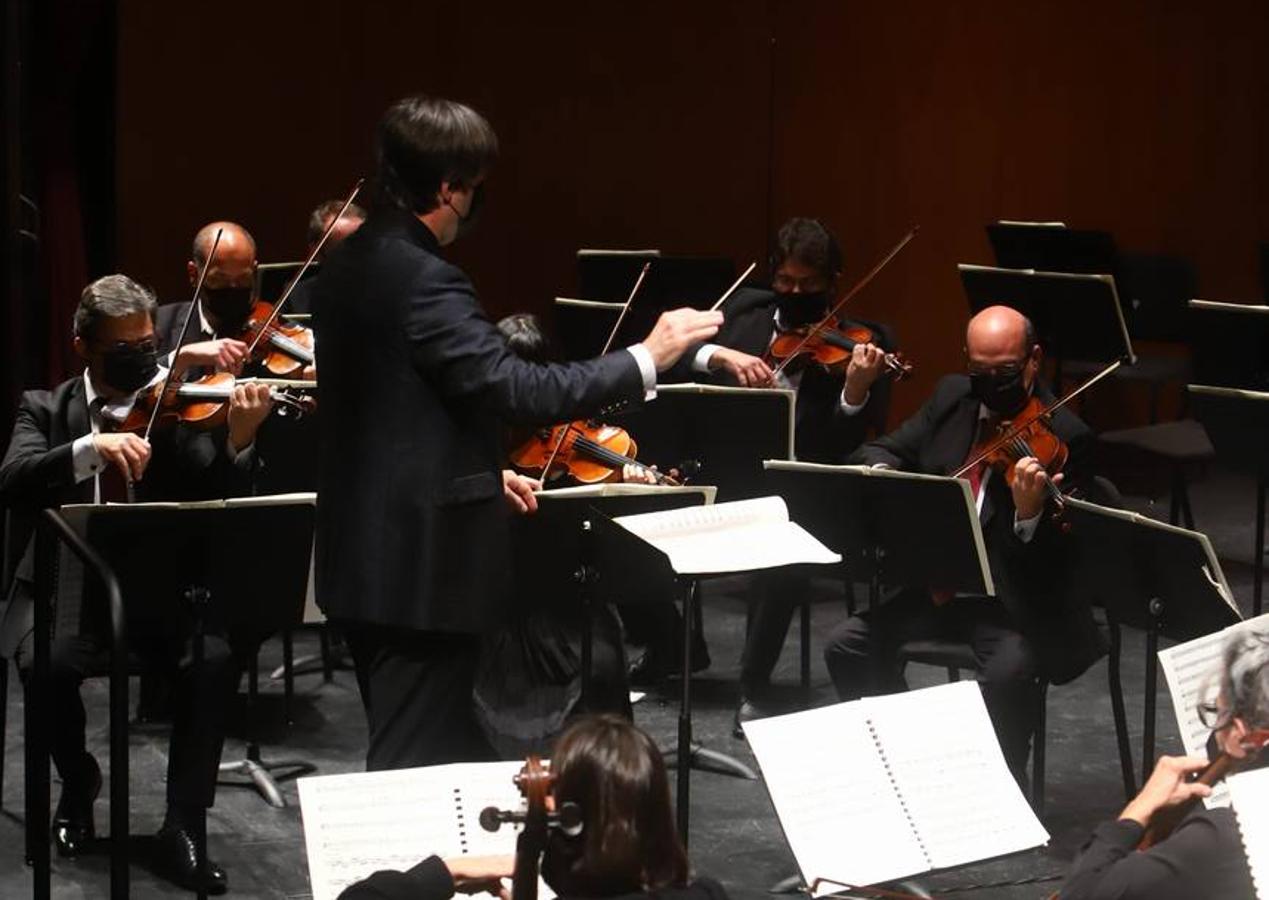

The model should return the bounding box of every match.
[0,374,258,867]
[338,855,730,900]
[823,374,1103,775]
[311,207,649,770]
[1061,806,1255,899]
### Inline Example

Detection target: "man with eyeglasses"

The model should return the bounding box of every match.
[822,304,1102,783]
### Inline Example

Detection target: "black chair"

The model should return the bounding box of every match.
[1096,419,1215,529]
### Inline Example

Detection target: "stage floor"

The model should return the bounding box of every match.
[2,466,1262,899]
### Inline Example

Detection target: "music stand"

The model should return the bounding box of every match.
[35,496,316,899]
[986,221,1119,275]
[254,261,320,306]
[587,497,838,844]
[1187,299,1269,391]
[1060,496,1240,780]
[551,297,625,362]
[612,383,795,501]
[1187,384,1269,616]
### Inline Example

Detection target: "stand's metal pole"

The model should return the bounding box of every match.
[1142,599,1163,785]
[676,579,696,845]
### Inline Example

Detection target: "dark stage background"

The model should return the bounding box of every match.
[5,0,1269,432]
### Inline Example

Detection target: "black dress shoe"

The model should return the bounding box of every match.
[153,824,228,895]
[53,754,101,858]
[732,697,771,740]
[627,644,713,687]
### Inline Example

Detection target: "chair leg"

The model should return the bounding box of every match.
[282,630,295,727]
[799,601,811,698]
[946,667,960,682]
[1107,619,1137,798]
[0,659,7,805]
[319,626,334,683]
[1032,682,1047,818]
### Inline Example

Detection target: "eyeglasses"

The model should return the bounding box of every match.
[966,360,1026,379]
[771,273,829,294]
[97,338,158,354]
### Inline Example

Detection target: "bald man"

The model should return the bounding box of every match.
[154,221,259,374]
[822,305,1102,782]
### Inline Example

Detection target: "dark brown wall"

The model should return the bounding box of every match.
[117,1,1269,422]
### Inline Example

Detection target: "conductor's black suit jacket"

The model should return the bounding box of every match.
[667,287,893,463]
[310,209,646,634]
[850,374,1105,684]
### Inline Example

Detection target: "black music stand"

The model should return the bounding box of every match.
[551,297,625,362]
[254,261,320,306]
[762,461,993,626]
[31,497,315,900]
[510,484,715,710]
[1061,496,1240,781]
[587,501,838,844]
[958,264,1136,370]
[986,221,1119,275]
[611,384,795,502]
[1187,299,1269,391]
[1187,384,1269,616]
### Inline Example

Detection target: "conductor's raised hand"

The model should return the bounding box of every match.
[502,469,541,515]
[92,432,151,482]
[640,308,723,372]
[709,347,773,387]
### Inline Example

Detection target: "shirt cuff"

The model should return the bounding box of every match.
[226,436,256,464]
[1014,510,1042,543]
[72,433,104,484]
[625,344,657,401]
[693,343,721,373]
[840,389,870,415]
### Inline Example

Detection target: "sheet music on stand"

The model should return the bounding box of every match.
[1228,766,1269,899]
[1157,612,1268,809]
[298,761,535,900]
[742,681,1048,896]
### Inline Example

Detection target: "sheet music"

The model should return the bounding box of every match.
[612,496,840,575]
[861,682,1049,869]
[1228,767,1269,899]
[743,683,1046,893]
[742,703,929,895]
[1158,613,1269,808]
[298,761,523,900]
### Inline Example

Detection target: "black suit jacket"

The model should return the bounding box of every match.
[0,375,256,652]
[310,208,645,633]
[666,287,892,462]
[155,300,214,356]
[851,374,1104,684]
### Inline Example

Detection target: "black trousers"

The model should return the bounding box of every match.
[822,590,1040,776]
[340,622,492,771]
[15,625,244,811]
[739,570,809,695]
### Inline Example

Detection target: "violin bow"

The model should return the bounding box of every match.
[538,262,651,481]
[142,228,224,447]
[953,358,1123,479]
[245,178,364,357]
[770,226,919,380]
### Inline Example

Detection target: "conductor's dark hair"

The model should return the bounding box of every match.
[497,313,552,365]
[543,715,689,895]
[373,96,499,214]
[306,199,367,246]
[74,274,157,342]
[771,217,843,281]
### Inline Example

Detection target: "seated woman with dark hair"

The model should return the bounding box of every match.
[1060,628,1268,899]
[338,715,729,900]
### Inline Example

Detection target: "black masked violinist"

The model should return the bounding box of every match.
[285,198,368,315]
[0,275,273,894]
[1061,629,1268,899]
[824,305,1100,782]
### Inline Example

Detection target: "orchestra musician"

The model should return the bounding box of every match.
[337,714,728,900]
[310,95,721,771]
[286,198,368,315]
[822,304,1103,781]
[0,275,274,894]
[644,219,897,735]
[1060,628,1266,899]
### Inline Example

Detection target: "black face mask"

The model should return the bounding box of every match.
[447,182,486,238]
[774,290,830,328]
[969,366,1031,417]
[200,285,254,326]
[101,342,159,394]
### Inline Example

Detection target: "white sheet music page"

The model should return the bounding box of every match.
[298,761,524,900]
[743,701,929,894]
[612,496,839,575]
[1228,766,1269,900]
[860,682,1049,869]
[1158,613,1269,808]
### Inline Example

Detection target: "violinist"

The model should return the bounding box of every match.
[338,715,728,900]
[0,275,273,894]
[286,198,368,315]
[311,95,720,771]
[1061,628,1267,899]
[823,305,1100,782]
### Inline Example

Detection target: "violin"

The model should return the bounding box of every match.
[766,318,913,380]
[233,300,315,378]
[479,756,582,900]
[510,421,678,486]
[114,372,316,434]
[1137,729,1269,850]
